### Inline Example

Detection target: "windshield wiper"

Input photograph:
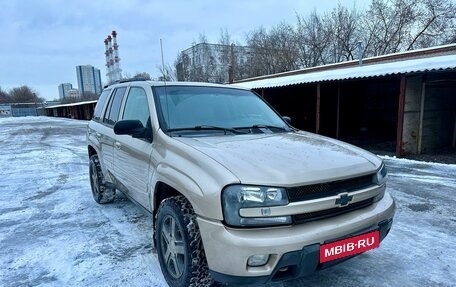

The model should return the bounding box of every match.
[234,124,290,132]
[167,125,246,135]
[253,124,289,131]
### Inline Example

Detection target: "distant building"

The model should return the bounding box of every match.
[76,65,102,96]
[58,83,73,99]
[176,43,254,83]
[0,105,12,117]
[0,103,40,117]
[67,89,79,98]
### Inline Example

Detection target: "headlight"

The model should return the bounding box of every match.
[374,163,388,186]
[222,185,291,227]
[372,163,387,202]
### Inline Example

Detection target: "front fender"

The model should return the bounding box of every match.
[149,130,240,221]
[150,162,237,221]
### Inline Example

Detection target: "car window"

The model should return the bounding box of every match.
[93,89,111,121]
[122,87,150,127]
[103,87,126,126]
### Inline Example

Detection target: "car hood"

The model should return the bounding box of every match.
[175,132,381,186]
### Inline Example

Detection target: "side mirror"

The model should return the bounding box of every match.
[114,120,152,141]
[283,116,292,125]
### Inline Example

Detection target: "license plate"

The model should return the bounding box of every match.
[319,230,380,263]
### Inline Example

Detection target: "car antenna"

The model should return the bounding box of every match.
[160,38,167,86]
[160,38,171,131]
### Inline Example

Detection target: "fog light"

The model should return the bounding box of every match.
[247,254,270,267]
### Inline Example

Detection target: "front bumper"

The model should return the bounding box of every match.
[197,191,395,285]
[210,218,393,286]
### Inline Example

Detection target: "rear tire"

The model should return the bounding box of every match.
[89,154,115,204]
[156,195,213,287]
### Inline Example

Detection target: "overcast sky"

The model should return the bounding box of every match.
[0,0,368,100]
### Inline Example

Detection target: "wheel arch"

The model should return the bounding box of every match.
[152,181,190,249]
[153,181,184,220]
[88,145,97,157]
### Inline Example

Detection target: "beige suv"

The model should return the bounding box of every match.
[87,80,395,287]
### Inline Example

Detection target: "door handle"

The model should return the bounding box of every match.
[115,142,121,149]
[96,132,102,138]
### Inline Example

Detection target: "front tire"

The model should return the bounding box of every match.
[89,154,115,204]
[156,195,213,287]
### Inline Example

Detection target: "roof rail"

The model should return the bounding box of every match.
[119,78,147,83]
[103,78,148,89]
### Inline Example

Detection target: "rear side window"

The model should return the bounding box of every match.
[123,87,150,127]
[93,89,111,121]
[103,87,127,126]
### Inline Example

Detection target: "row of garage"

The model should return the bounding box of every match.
[38,100,96,120]
[235,44,456,156]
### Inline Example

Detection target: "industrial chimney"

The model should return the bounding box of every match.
[104,31,122,84]
[104,38,112,83]
[111,31,122,82]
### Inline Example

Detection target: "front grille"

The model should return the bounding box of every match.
[292,198,375,224]
[287,174,375,202]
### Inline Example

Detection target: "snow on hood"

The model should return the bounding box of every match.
[175,131,380,186]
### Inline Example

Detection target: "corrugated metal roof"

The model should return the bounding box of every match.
[233,54,456,89]
[43,100,97,109]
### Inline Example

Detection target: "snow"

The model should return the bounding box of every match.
[234,54,456,89]
[0,117,165,287]
[0,116,455,287]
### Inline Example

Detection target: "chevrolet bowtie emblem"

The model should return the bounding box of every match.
[335,193,353,206]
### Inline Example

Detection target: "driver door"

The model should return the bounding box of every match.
[113,86,154,209]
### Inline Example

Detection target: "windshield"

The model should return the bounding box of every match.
[154,86,289,135]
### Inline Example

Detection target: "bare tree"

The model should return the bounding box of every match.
[0,87,11,103]
[406,0,456,50]
[132,72,152,80]
[361,0,414,56]
[190,34,216,82]
[217,29,261,82]
[269,23,300,71]
[157,64,176,81]
[9,86,44,103]
[245,27,270,76]
[122,72,132,79]
[361,0,456,56]
[219,28,232,46]
[449,31,456,44]
[245,23,298,77]
[295,11,332,67]
[217,29,234,82]
[326,4,362,62]
[175,50,190,81]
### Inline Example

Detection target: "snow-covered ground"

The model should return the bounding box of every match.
[0,117,455,287]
